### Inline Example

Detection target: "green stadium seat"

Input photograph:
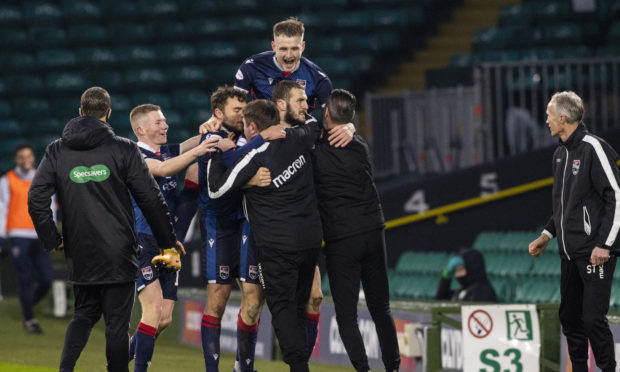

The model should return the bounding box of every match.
[8,75,45,94]
[514,278,559,303]
[307,0,347,9]
[186,19,229,38]
[166,66,208,88]
[0,100,11,119]
[473,27,516,51]
[237,16,269,35]
[498,3,535,26]
[30,26,69,48]
[371,10,410,29]
[488,276,514,302]
[554,46,592,59]
[100,0,139,20]
[148,21,185,41]
[132,92,171,108]
[124,68,167,89]
[541,24,583,45]
[183,109,212,127]
[61,1,101,22]
[0,120,21,136]
[77,47,117,66]
[0,138,28,158]
[530,253,561,277]
[485,253,533,277]
[195,42,239,60]
[497,231,537,253]
[479,50,520,63]
[12,99,51,121]
[521,48,556,62]
[51,97,79,121]
[167,128,193,145]
[23,2,62,25]
[88,70,124,90]
[111,94,132,113]
[31,134,60,154]
[108,23,151,44]
[112,110,132,131]
[0,29,30,50]
[67,24,107,45]
[610,285,620,310]
[607,21,620,43]
[449,53,475,67]
[597,45,620,57]
[36,49,78,70]
[0,78,6,96]
[0,52,36,72]
[172,90,210,109]
[139,0,179,18]
[334,11,371,30]
[0,5,22,27]
[116,46,157,66]
[330,78,352,91]
[472,231,504,253]
[534,1,572,23]
[164,109,182,127]
[207,63,238,82]
[215,0,259,13]
[45,73,87,93]
[156,44,197,63]
[314,57,358,77]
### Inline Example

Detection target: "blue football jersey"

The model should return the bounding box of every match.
[198,130,265,220]
[133,142,181,235]
[234,51,333,110]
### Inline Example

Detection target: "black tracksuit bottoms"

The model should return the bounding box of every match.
[559,256,617,372]
[258,246,319,372]
[59,282,135,372]
[324,229,400,372]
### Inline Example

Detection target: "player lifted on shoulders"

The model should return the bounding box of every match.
[128,104,218,372]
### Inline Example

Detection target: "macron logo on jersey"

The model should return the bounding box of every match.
[272,154,307,188]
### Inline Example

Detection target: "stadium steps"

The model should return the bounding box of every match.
[378,0,518,92]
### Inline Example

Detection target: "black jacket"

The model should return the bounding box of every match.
[207,117,323,251]
[28,116,176,285]
[436,249,497,302]
[312,133,385,242]
[544,124,620,260]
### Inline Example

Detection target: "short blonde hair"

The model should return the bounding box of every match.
[129,103,161,132]
[273,17,304,39]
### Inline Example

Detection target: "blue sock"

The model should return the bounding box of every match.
[237,313,258,372]
[134,322,157,372]
[129,332,137,361]
[306,312,320,359]
[201,314,221,372]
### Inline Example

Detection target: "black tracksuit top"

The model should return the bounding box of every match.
[544,124,620,260]
[207,116,323,252]
[312,133,385,242]
[28,116,177,284]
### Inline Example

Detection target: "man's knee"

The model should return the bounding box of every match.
[244,303,263,323]
[582,312,607,334]
[158,314,172,332]
[308,289,323,313]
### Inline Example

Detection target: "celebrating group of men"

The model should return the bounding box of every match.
[26,17,400,372]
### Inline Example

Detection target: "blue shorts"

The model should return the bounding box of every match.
[201,210,259,285]
[136,233,179,301]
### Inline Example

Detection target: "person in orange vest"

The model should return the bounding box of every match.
[0,143,53,334]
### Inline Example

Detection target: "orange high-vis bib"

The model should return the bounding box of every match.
[6,170,35,232]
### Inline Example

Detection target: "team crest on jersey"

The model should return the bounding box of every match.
[572,159,581,175]
[296,79,307,89]
[141,266,153,281]
[219,266,229,280]
[248,265,258,280]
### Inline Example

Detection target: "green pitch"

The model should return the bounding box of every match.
[0,296,349,372]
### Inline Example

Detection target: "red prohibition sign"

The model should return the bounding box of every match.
[468,310,493,339]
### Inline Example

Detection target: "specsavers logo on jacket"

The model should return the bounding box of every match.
[70,165,111,183]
